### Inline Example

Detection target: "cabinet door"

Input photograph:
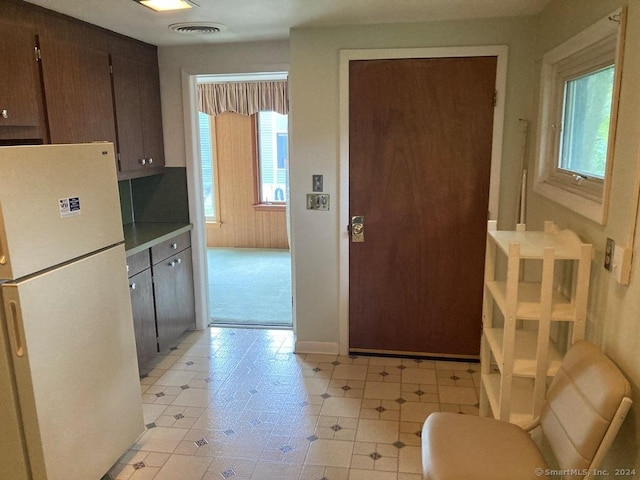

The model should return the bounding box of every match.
[111,55,165,179]
[111,54,145,174]
[129,269,157,372]
[39,36,116,145]
[139,62,165,169]
[0,24,45,138]
[153,247,195,352]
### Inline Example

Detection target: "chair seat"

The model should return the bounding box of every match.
[422,412,548,480]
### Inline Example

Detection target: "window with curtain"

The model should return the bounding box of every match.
[196,78,289,215]
[256,111,288,204]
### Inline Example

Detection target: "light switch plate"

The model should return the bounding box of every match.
[312,175,323,192]
[307,193,330,210]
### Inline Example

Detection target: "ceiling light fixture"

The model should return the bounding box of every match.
[136,0,198,12]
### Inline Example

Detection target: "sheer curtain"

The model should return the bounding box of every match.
[197,81,288,116]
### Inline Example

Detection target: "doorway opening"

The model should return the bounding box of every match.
[207,247,291,327]
[194,73,292,329]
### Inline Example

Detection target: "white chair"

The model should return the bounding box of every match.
[421,340,633,479]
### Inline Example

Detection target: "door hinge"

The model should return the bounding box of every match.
[493,90,498,107]
[34,46,41,62]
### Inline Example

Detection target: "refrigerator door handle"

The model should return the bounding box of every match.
[7,300,25,357]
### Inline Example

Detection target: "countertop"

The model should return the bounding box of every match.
[123,222,193,256]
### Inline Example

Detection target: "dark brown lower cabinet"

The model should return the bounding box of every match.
[153,247,195,352]
[127,232,195,371]
[129,268,157,373]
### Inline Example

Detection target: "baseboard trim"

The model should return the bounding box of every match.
[349,347,479,362]
[294,340,339,355]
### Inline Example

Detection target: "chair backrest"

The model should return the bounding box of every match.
[540,340,632,479]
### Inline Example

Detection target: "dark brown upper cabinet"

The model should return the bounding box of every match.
[0,23,46,141]
[111,54,165,180]
[1,1,165,179]
[38,36,117,146]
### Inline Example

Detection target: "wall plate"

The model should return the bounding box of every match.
[604,237,614,271]
[312,175,324,192]
[307,193,329,210]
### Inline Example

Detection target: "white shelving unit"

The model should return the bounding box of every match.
[479,220,592,427]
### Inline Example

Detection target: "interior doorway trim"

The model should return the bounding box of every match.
[181,68,291,332]
[182,70,209,331]
[337,45,508,356]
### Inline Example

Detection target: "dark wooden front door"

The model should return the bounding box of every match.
[348,56,497,357]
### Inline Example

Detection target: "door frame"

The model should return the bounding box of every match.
[182,70,210,331]
[181,70,293,332]
[338,46,508,356]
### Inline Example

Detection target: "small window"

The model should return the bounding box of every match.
[559,65,614,180]
[534,9,624,224]
[256,111,288,205]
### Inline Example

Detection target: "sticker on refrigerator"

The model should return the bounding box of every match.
[59,197,81,218]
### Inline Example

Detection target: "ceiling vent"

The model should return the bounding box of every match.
[169,22,226,34]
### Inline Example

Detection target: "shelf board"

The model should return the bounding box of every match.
[489,229,584,259]
[486,281,574,321]
[484,328,563,377]
[481,373,535,428]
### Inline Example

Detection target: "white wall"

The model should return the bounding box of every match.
[527,0,640,470]
[288,17,537,349]
[158,40,290,169]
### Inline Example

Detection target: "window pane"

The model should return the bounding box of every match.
[198,112,215,219]
[559,65,614,179]
[257,111,288,203]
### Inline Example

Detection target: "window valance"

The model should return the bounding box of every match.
[197,81,288,116]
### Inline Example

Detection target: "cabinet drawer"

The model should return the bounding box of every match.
[151,232,191,265]
[126,250,150,277]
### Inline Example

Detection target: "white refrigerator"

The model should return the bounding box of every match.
[0,143,144,479]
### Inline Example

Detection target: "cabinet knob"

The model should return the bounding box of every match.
[169,258,182,268]
[148,157,153,165]
[140,158,146,166]
[170,243,178,250]
[130,282,136,290]
[1,109,7,119]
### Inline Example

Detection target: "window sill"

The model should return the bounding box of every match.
[533,180,606,225]
[205,221,222,228]
[253,203,286,212]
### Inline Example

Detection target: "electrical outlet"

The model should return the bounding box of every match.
[604,237,614,271]
[612,245,632,285]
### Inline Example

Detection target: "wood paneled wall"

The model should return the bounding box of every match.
[206,112,289,249]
